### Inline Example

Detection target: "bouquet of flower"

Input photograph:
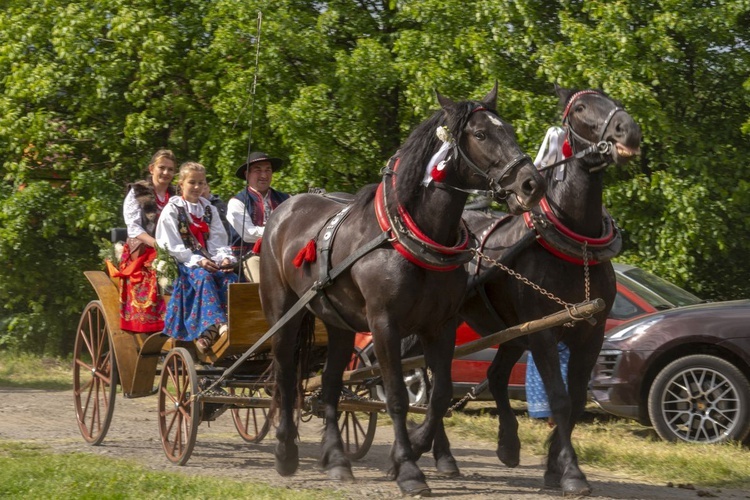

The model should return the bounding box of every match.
[154,244,178,293]
[98,238,124,266]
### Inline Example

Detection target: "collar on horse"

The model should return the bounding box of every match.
[375,157,473,271]
[523,196,622,265]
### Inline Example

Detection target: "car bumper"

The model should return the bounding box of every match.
[590,348,651,422]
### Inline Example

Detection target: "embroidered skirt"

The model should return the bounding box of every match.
[164,265,238,341]
[525,343,570,419]
[118,243,165,333]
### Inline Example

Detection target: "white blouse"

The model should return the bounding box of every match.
[123,188,170,238]
[155,196,236,268]
[227,196,265,243]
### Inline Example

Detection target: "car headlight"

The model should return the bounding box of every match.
[607,317,662,341]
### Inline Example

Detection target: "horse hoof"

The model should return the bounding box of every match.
[386,466,397,481]
[275,445,299,477]
[562,478,592,497]
[496,446,520,468]
[327,465,355,482]
[435,456,460,478]
[543,471,561,489]
[275,458,298,477]
[399,479,431,497]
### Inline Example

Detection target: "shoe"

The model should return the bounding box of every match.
[195,336,211,354]
[218,323,228,338]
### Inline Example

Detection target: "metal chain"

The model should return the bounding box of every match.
[470,247,593,326]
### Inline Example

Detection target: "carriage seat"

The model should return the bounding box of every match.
[111,227,127,244]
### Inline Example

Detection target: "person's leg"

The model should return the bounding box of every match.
[242,255,261,283]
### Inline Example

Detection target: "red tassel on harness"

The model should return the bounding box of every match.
[292,239,317,268]
[431,162,447,182]
[562,139,572,158]
[252,238,262,254]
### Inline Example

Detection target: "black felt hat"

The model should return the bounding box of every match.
[234,151,284,179]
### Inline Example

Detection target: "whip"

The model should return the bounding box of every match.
[236,10,263,282]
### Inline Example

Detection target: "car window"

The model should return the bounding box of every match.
[610,292,648,320]
[621,268,702,308]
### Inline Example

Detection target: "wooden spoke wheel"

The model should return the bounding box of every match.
[73,301,118,445]
[158,347,201,465]
[340,347,378,461]
[230,386,271,443]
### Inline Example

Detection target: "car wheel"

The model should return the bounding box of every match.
[375,368,428,406]
[647,354,750,444]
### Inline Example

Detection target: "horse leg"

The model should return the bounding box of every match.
[318,326,356,482]
[545,341,600,496]
[408,323,460,477]
[371,323,430,496]
[271,316,304,476]
[487,342,526,467]
[531,339,591,495]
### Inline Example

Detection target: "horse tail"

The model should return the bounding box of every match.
[268,311,317,424]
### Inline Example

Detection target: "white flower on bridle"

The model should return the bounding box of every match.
[421,126,455,186]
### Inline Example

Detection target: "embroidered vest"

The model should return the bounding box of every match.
[129,180,176,237]
[229,187,290,249]
[176,205,213,258]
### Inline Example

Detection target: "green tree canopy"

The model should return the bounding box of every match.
[1,0,749,353]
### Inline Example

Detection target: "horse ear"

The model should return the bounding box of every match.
[436,89,455,110]
[481,82,498,110]
[554,83,574,105]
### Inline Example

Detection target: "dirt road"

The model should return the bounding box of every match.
[1,387,745,499]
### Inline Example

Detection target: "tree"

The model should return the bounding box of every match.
[1,0,749,354]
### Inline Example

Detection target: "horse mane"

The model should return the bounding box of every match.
[394,100,480,210]
[349,98,483,215]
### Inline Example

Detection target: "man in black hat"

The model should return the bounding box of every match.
[227,151,291,282]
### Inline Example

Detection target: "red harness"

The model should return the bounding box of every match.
[523,197,619,265]
[374,159,470,271]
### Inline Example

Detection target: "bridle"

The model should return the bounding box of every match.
[435,104,533,201]
[538,91,623,174]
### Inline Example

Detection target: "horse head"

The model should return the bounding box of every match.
[436,84,547,215]
[556,86,642,170]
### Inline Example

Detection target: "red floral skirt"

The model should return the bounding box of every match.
[116,243,165,333]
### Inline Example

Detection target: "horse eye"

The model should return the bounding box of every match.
[474,131,486,140]
[574,104,586,113]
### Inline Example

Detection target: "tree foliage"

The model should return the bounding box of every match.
[1,0,748,353]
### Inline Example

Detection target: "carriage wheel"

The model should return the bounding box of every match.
[158,347,201,465]
[340,347,378,461]
[230,386,271,443]
[73,301,118,445]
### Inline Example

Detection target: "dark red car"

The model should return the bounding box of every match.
[591,299,750,444]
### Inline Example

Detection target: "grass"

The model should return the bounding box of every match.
[444,401,750,490]
[0,441,339,500]
[2,353,749,493]
[0,352,72,390]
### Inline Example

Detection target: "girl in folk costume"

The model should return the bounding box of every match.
[155,162,238,353]
[113,149,176,333]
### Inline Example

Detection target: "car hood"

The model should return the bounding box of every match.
[603,299,750,348]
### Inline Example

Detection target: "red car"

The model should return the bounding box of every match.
[450,263,702,401]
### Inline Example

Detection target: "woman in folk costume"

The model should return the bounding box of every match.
[114,149,176,333]
[155,162,238,353]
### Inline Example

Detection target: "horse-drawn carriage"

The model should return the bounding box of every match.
[72,268,602,465]
[72,84,639,497]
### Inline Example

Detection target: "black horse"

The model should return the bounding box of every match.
[429,86,642,496]
[259,85,546,495]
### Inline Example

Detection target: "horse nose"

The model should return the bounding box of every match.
[613,114,642,144]
[523,172,547,199]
